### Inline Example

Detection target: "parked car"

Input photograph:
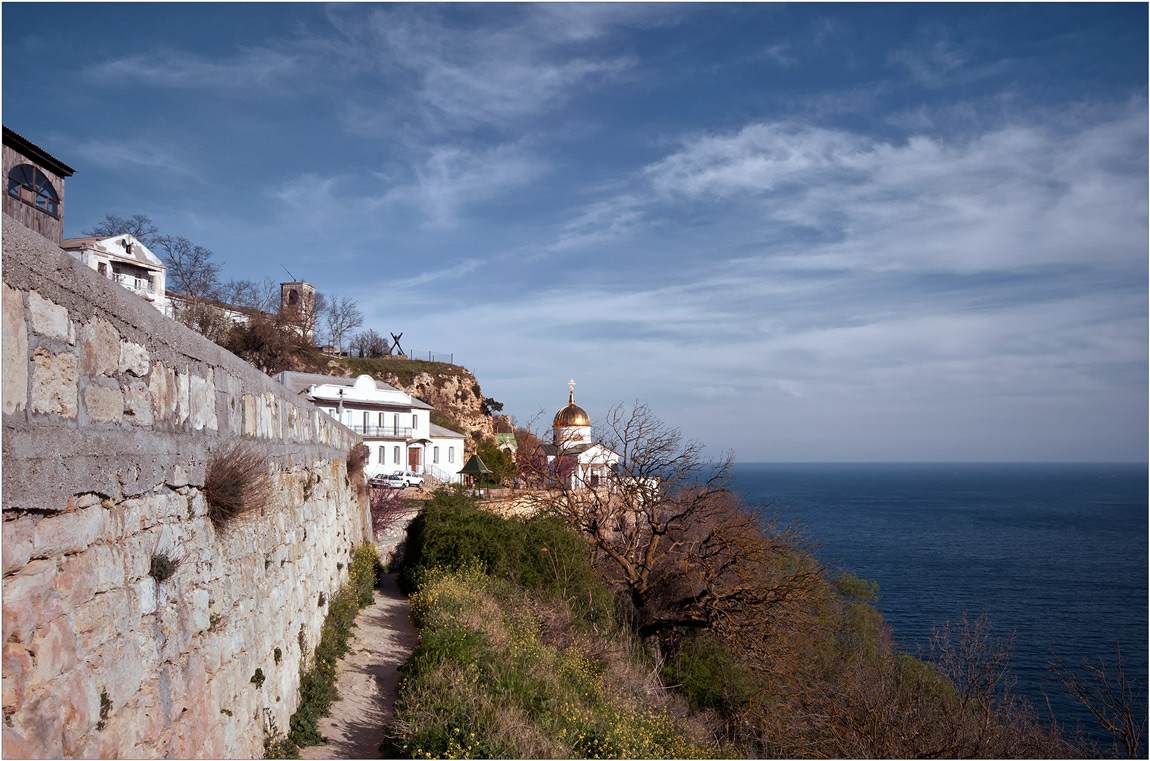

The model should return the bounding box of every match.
[368,473,405,489]
[396,470,425,488]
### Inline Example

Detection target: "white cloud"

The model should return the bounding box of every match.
[377,142,546,228]
[83,47,300,90]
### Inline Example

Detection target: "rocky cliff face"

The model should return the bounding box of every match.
[384,368,493,456]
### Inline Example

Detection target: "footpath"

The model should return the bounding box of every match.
[297,572,417,760]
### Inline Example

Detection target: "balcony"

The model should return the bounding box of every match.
[110,272,156,299]
[348,424,413,438]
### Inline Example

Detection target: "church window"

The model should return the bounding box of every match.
[449,447,454,463]
[412,414,418,430]
[7,164,59,216]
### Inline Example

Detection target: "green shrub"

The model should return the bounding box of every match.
[663,634,758,713]
[399,490,614,628]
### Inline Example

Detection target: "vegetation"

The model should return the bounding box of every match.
[396,399,1103,758]
[204,443,271,529]
[475,440,516,485]
[338,356,459,386]
[286,543,381,751]
[392,493,720,758]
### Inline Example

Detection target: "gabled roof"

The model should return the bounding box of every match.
[3,126,75,177]
[62,234,165,270]
[429,423,466,439]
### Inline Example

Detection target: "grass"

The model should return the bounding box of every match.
[389,562,721,759]
[283,543,381,752]
[337,357,461,388]
[204,442,271,529]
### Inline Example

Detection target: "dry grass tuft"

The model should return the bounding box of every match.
[347,443,369,480]
[204,442,271,528]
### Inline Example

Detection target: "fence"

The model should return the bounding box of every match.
[407,349,455,365]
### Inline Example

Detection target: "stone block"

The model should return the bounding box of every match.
[3,284,29,415]
[26,291,71,342]
[4,680,63,758]
[2,642,32,710]
[28,614,78,687]
[92,544,127,593]
[119,340,149,377]
[78,318,119,377]
[56,550,99,608]
[189,370,218,431]
[60,668,99,756]
[175,370,190,425]
[149,362,177,422]
[243,394,256,436]
[135,579,157,616]
[190,589,211,635]
[82,380,123,423]
[3,559,62,644]
[123,378,154,426]
[30,347,78,417]
[32,506,107,558]
[2,517,34,576]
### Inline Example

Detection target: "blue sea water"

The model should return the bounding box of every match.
[729,462,1148,747]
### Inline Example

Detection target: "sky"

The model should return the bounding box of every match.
[3,3,1146,462]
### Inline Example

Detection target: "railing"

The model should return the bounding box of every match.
[427,463,462,485]
[110,273,155,297]
[348,425,413,438]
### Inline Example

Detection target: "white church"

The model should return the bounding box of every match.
[538,381,619,490]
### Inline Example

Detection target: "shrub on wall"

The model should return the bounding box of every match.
[204,442,271,528]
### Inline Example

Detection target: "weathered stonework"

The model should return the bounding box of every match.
[3,284,28,415]
[30,347,78,418]
[2,217,369,759]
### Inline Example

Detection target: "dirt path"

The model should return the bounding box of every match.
[298,573,417,760]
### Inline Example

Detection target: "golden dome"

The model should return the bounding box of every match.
[553,383,590,427]
[554,401,590,428]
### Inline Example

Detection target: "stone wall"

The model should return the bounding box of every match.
[1,217,371,758]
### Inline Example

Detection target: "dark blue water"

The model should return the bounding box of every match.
[730,462,1148,747]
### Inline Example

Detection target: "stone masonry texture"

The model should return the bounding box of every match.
[2,217,372,758]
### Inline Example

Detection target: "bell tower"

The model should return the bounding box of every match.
[280,281,316,340]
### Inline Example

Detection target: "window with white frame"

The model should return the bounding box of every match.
[449,447,454,463]
[412,414,418,429]
[433,446,439,464]
[393,446,400,464]
[378,446,385,464]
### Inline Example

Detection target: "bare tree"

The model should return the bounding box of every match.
[84,213,161,248]
[525,403,827,658]
[349,328,389,358]
[325,295,363,356]
[155,235,221,301]
[1050,645,1147,758]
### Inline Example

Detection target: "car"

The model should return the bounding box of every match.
[396,470,425,488]
[368,473,405,489]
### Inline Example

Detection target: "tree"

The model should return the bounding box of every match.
[483,397,504,415]
[84,213,161,248]
[349,329,389,358]
[524,403,827,656]
[155,234,221,301]
[1050,645,1147,758]
[218,276,279,313]
[325,295,363,355]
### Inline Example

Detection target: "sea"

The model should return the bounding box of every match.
[729,462,1148,748]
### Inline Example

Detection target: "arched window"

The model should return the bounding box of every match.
[7,164,59,216]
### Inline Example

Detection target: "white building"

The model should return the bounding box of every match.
[62,234,170,315]
[539,381,619,490]
[275,371,465,483]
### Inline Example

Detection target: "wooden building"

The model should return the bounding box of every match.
[3,126,74,245]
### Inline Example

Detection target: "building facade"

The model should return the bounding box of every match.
[62,234,171,314]
[3,126,74,245]
[275,371,465,483]
[539,381,619,490]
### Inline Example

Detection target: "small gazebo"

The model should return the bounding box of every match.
[459,454,492,495]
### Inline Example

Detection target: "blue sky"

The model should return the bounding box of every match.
[4,3,1146,462]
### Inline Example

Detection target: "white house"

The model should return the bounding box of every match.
[538,380,619,490]
[62,234,170,315]
[275,371,465,483]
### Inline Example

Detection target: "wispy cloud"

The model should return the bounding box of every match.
[68,137,202,179]
[83,47,301,90]
[376,142,547,228]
